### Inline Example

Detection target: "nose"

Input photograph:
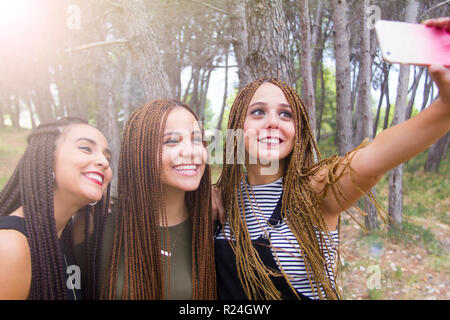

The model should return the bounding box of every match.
[265,111,279,129]
[95,153,110,169]
[180,140,194,158]
[179,140,203,164]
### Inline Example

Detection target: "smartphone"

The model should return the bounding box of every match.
[375,20,450,67]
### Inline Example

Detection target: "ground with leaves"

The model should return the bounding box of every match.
[338,165,449,300]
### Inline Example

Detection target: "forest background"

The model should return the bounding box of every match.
[0,0,448,299]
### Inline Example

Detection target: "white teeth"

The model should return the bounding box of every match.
[85,173,103,184]
[259,138,280,144]
[174,165,197,171]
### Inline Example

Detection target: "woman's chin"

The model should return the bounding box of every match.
[180,183,202,192]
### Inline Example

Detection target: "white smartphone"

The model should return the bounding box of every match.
[375,20,450,66]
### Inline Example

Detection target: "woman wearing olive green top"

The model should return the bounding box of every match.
[99,99,216,300]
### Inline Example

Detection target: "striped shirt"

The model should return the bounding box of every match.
[215,177,339,299]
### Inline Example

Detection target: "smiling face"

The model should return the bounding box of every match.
[162,106,207,193]
[53,124,112,207]
[243,82,296,168]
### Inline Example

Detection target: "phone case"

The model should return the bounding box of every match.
[375,20,450,67]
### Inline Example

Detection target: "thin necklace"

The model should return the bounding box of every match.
[160,222,184,257]
[245,182,303,261]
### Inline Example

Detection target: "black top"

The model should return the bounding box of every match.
[0,215,26,235]
[0,215,82,300]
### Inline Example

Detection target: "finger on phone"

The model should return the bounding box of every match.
[428,64,450,86]
[423,17,450,32]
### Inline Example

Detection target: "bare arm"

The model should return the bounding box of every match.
[316,58,450,229]
[0,230,32,299]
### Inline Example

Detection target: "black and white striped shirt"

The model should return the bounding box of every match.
[215,177,339,299]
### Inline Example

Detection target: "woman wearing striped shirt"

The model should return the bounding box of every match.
[213,56,450,299]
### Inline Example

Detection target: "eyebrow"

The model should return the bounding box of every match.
[248,101,291,109]
[75,137,112,156]
[163,130,203,137]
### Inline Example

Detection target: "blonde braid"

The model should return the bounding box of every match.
[217,78,383,300]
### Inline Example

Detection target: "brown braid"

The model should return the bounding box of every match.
[102,99,216,300]
[0,117,110,300]
[216,79,382,300]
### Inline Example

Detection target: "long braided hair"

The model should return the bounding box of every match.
[102,99,216,299]
[0,117,110,300]
[216,78,359,300]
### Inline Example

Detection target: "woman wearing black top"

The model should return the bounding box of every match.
[0,117,112,299]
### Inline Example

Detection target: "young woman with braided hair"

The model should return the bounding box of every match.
[213,60,450,299]
[101,99,216,299]
[0,117,112,299]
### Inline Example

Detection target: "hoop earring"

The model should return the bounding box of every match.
[89,201,98,206]
[52,172,55,181]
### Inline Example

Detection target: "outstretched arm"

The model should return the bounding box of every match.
[315,19,450,229]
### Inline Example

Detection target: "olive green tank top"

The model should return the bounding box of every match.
[99,208,193,299]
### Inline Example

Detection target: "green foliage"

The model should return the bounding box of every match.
[387,221,443,255]
[402,150,450,225]
[183,94,216,131]
[0,127,29,189]
[368,288,383,300]
[373,101,422,136]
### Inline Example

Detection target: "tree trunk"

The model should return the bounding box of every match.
[199,68,212,125]
[356,0,378,231]
[227,0,252,89]
[95,61,120,197]
[420,73,432,112]
[217,45,229,131]
[382,82,392,130]
[9,95,21,129]
[406,67,425,119]
[32,80,55,124]
[373,64,390,137]
[311,0,324,95]
[118,0,172,101]
[182,71,193,103]
[424,132,450,172]
[26,94,37,129]
[122,49,132,123]
[190,67,201,115]
[54,59,83,118]
[298,0,316,138]
[0,91,4,128]
[388,0,418,230]
[317,59,326,143]
[245,0,294,84]
[331,0,353,155]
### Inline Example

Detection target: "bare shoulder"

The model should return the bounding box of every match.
[0,229,32,299]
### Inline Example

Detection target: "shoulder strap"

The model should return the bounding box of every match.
[267,191,283,227]
[0,216,27,237]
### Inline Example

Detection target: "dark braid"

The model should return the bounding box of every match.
[82,184,111,299]
[0,117,110,299]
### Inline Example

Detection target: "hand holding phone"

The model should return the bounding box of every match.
[375,19,450,67]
